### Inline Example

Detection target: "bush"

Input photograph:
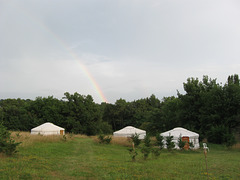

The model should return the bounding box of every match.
[141,146,151,160]
[128,145,138,162]
[0,123,21,156]
[104,136,112,144]
[166,135,175,151]
[140,134,152,160]
[189,141,194,149]
[143,134,151,147]
[155,133,164,149]
[177,135,186,150]
[130,133,141,147]
[98,134,112,144]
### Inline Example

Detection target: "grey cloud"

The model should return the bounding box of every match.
[1,0,239,103]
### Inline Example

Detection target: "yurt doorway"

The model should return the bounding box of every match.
[182,136,189,150]
[60,130,64,135]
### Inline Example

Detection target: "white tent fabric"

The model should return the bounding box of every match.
[161,127,200,149]
[31,122,65,135]
[113,126,146,139]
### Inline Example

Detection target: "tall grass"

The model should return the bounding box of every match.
[10,131,87,147]
[92,136,133,147]
[111,137,133,147]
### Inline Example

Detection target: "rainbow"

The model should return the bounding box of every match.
[66,52,108,103]
[15,5,108,103]
[49,34,108,103]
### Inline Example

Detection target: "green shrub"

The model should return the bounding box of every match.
[0,123,21,156]
[98,134,104,142]
[143,134,151,147]
[166,135,175,151]
[104,136,112,144]
[141,145,151,160]
[98,134,112,144]
[130,133,141,147]
[128,145,138,162]
[140,135,152,160]
[177,135,186,150]
[155,133,164,149]
[189,141,194,149]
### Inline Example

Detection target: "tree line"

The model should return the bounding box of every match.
[0,74,239,144]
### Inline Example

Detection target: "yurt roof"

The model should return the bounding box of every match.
[114,126,146,135]
[161,127,199,138]
[31,122,64,132]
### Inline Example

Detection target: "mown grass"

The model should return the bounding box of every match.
[0,132,239,179]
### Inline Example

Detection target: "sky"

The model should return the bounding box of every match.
[0,0,240,103]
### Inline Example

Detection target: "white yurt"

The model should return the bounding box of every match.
[113,126,146,139]
[161,127,200,149]
[31,122,65,135]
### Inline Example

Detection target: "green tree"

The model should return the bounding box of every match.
[0,123,21,155]
[101,103,117,131]
[177,135,186,150]
[134,95,161,135]
[0,99,32,131]
[224,74,240,130]
[160,96,181,131]
[130,133,141,147]
[166,135,175,151]
[62,92,110,135]
[29,96,64,128]
[141,134,152,160]
[177,75,240,143]
[143,134,151,147]
[114,99,132,129]
[155,133,164,149]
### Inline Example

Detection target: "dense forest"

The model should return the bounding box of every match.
[0,74,240,144]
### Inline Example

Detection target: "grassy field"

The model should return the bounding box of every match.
[0,132,240,179]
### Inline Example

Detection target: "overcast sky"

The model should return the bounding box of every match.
[1,0,240,103]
